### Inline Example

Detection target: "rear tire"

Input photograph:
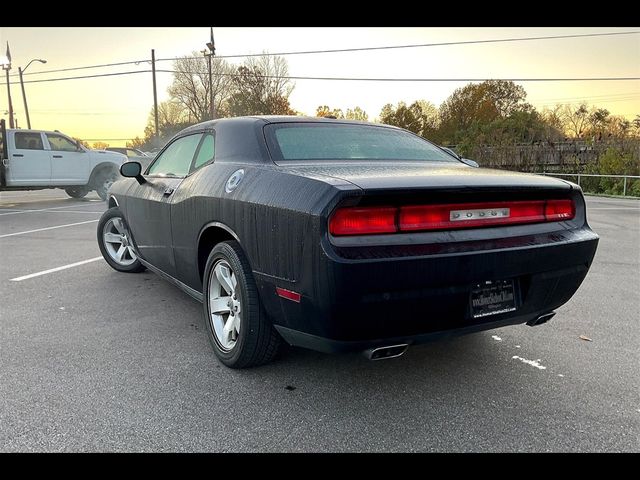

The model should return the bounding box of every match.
[65,186,89,198]
[94,168,118,201]
[97,207,145,273]
[203,241,281,368]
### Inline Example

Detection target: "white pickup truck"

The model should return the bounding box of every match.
[0,121,126,200]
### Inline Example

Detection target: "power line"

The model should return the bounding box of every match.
[161,71,640,82]
[8,59,150,78]
[7,30,639,79]
[1,70,151,85]
[155,30,640,62]
[4,68,638,86]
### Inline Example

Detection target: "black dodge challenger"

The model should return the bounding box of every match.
[97,116,598,368]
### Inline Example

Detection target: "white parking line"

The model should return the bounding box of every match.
[10,257,103,282]
[0,204,104,216]
[0,219,99,238]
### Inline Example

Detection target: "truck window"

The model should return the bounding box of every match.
[15,132,45,150]
[46,133,78,152]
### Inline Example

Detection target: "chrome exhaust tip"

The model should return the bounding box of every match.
[365,344,409,361]
[527,311,556,327]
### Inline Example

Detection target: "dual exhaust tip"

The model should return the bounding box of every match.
[527,311,556,327]
[364,312,556,360]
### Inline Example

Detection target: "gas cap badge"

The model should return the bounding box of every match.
[225,169,245,193]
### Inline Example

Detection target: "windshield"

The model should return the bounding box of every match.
[265,123,457,163]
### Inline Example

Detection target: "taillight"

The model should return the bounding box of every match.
[329,199,575,236]
[329,207,397,236]
[544,199,575,221]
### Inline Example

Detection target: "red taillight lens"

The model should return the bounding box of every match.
[400,201,546,231]
[544,199,575,221]
[329,207,397,236]
[329,199,575,236]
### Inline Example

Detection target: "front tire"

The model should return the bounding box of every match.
[65,186,89,198]
[203,241,281,368]
[97,207,145,273]
[94,169,118,201]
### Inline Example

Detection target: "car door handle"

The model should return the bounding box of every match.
[163,187,175,196]
[52,155,63,158]
[12,154,23,157]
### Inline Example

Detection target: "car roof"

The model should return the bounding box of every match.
[179,115,395,135]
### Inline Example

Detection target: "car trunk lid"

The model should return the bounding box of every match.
[279,161,572,192]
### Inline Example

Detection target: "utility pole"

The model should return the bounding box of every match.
[2,42,14,129]
[18,68,29,129]
[207,50,212,120]
[151,49,159,147]
[4,68,13,129]
[206,27,216,120]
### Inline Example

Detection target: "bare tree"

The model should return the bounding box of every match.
[244,53,294,101]
[168,53,235,122]
[560,103,590,138]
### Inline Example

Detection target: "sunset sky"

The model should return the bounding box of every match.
[1,27,638,146]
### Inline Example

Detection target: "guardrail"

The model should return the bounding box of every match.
[540,172,640,197]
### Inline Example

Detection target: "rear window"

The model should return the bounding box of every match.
[266,123,456,163]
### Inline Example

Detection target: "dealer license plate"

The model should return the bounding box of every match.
[470,279,517,318]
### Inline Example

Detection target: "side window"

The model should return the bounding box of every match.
[15,132,44,150]
[147,134,202,177]
[46,134,78,152]
[191,133,215,172]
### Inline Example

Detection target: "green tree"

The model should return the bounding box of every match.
[92,141,109,150]
[316,105,344,118]
[379,100,439,139]
[633,115,640,136]
[345,106,368,121]
[438,80,529,144]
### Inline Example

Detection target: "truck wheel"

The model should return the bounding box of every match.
[97,207,145,273]
[202,241,281,368]
[65,187,89,198]
[94,169,118,201]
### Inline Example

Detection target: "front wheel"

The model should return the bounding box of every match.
[65,186,89,198]
[203,241,281,368]
[94,169,118,201]
[97,207,145,273]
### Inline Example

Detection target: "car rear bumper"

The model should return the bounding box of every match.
[274,311,551,354]
[258,227,599,353]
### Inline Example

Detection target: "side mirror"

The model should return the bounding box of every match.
[120,161,146,184]
[461,158,479,168]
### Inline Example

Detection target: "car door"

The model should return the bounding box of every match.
[5,131,51,186]
[171,132,216,286]
[124,133,203,277]
[45,133,90,185]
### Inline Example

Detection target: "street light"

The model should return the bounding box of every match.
[19,58,47,129]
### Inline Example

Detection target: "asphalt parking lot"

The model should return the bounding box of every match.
[0,189,638,452]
